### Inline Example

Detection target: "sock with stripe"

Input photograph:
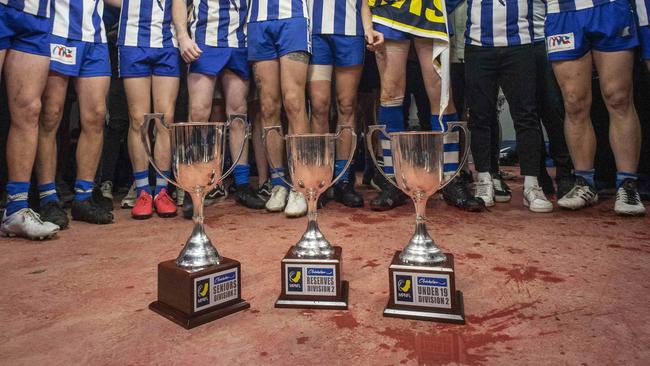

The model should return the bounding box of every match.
[270,167,289,188]
[334,159,350,183]
[575,169,595,188]
[74,179,94,202]
[5,182,30,217]
[431,113,461,178]
[616,171,637,188]
[234,164,250,187]
[379,104,404,178]
[134,170,151,196]
[155,170,171,196]
[38,182,59,207]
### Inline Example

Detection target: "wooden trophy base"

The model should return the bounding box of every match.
[275,246,349,310]
[149,257,250,329]
[383,251,465,324]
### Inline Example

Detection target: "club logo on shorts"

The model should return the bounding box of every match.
[396,275,414,302]
[287,267,303,292]
[195,278,210,308]
[50,44,77,65]
[546,33,575,53]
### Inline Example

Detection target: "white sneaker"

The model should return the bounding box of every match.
[558,177,598,210]
[523,185,553,213]
[100,181,113,200]
[1,208,60,240]
[174,189,185,207]
[614,179,646,216]
[285,189,307,218]
[475,179,495,207]
[266,185,289,212]
[121,183,136,208]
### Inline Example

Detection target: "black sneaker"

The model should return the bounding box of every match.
[614,179,646,216]
[257,180,272,200]
[492,172,512,203]
[234,185,266,209]
[318,187,335,208]
[71,198,113,224]
[370,185,406,211]
[182,192,193,220]
[57,181,75,208]
[556,175,575,200]
[39,201,70,229]
[333,180,364,208]
[92,186,114,211]
[205,184,227,206]
[442,175,486,212]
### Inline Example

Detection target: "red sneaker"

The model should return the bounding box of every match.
[154,188,177,218]
[132,190,153,220]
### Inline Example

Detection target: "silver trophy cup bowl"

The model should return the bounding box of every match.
[263,126,356,258]
[367,123,470,265]
[141,113,249,270]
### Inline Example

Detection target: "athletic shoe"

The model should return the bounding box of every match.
[556,175,575,201]
[266,185,289,212]
[100,181,114,200]
[499,170,517,180]
[57,180,75,208]
[205,184,227,207]
[285,189,307,218]
[72,198,113,224]
[558,177,598,210]
[475,179,495,207]
[182,192,193,220]
[132,191,154,219]
[370,185,406,211]
[92,186,114,211]
[492,172,511,203]
[154,189,178,218]
[333,180,363,208]
[257,180,272,200]
[1,208,60,240]
[614,179,646,216]
[121,183,137,208]
[523,185,553,213]
[234,185,266,209]
[39,201,69,229]
[442,174,486,212]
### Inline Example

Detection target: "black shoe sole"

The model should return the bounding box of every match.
[157,212,178,218]
[335,199,364,208]
[132,214,153,220]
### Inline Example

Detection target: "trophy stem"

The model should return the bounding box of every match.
[175,191,223,270]
[291,190,334,258]
[398,193,447,265]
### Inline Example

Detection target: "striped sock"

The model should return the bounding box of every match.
[74,179,94,202]
[575,169,595,188]
[5,182,30,216]
[134,170,151,196]
[270,167,289,188]
[155,171,170,196]
[432,113,461,178]
[379,104,404,178]
[234,164,250,186]
[616,171,637,188]
[334,159,350,182]
[38,182,59,207]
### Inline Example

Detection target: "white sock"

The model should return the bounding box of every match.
[524,176,539,190]
[477,172,491,183]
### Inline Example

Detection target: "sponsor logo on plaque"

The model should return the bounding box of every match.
[416,275,451,308]
[213,270,238,304]
[287,267,303,292]
[395,275,414,302]
[304,267,336,295]
[196,278,210,309]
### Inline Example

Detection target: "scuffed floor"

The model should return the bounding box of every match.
[1,173,649,365]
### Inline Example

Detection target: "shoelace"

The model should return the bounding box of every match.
[22,209,45,224]
[476,181,492,197]
[527,186,546,202]
[493,176,510,193]
[618,187,641,205]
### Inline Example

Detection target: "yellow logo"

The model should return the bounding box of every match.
[398,279,411,293]
[289,270,301,283]
[199,282,209,297]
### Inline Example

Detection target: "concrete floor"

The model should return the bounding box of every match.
[1,174,649,365]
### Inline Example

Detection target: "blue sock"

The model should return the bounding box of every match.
[379,104,404,177]
[234,164,250,186]
[334,159,350,182]
[270,167,289,188]
[38,182,59,207]
[74,179,94,201]
[5,181,30,216]
[155,170,171,196]
[134,170,151,196]
[575,169,595,187]
[616,171,637,188]
[439,114,461,176]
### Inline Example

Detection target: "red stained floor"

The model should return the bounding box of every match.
[1,173,649,365]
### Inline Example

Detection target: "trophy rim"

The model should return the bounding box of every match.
[286,132,337,138]
[173,121,228,127]
[388,130,447,136]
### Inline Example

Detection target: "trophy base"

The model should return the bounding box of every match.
[275,246,349,310]
[149,258,250,329]
[383,251,465,324]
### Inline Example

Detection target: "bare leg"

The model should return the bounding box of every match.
[252,60,283,170]
[151,75,179,170]
[307,65,333,134]
[187,72,217,122]
[221,69,249,167]
[124,77,153,174]
[74,76,110,181]
[249,100,268,185]
[36,73,70,185]
[0,49,6,81]
[279,52,310,134]
[333,65,363,160]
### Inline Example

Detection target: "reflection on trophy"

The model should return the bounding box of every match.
[367,123,470,323]
[141,113,250,328]
[263,126,356,309]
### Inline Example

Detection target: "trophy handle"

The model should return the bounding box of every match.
[220,114,251,181]
[261,125,294,189]
[439,121,471,190]
[365,125,401,190]
[140,113,181,188]
[330,125,357,186]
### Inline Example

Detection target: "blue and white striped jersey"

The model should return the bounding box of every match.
[118,0,177,48]
[0,0,50,17]
[636,0,649,26]
[532,0,545,41]
[465,0,534,47]
[190,0,248,48]
[546,0,614,13]
[51,0,107,43]
[309,0,364,36]
[248,0,308,23]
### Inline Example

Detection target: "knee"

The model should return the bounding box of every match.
[310,95,330,121]
[39,105,63,134]
[282,92,305,117]
[260,96,281,123]
[563,92,590,120]
[15,98,42,127]
[602,88,633,114]
[336,97,356,119]
[83,106,107,133]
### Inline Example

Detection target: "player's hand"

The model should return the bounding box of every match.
[179,35,202,63]
[365,29,384,52]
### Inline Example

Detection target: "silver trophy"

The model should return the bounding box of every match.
[367,124,470,264]
[262,126,356,258]
[141,113,249,269]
